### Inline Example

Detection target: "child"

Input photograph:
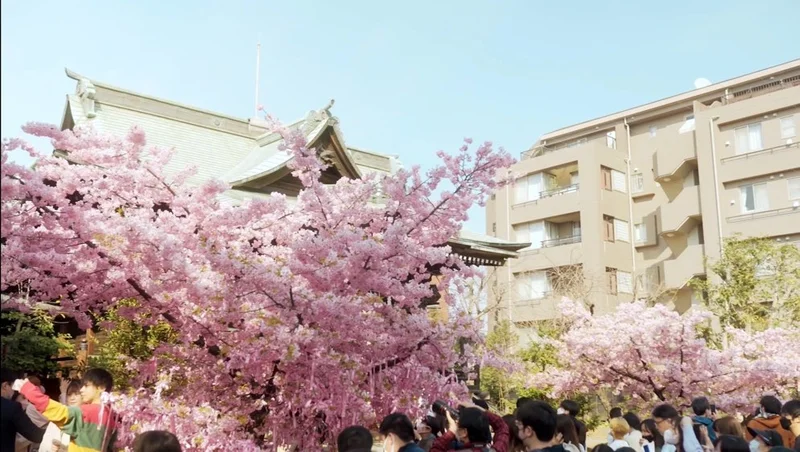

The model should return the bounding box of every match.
[14,368,117,452]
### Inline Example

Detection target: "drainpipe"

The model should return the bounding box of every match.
[709,116,724,256]
[505,178,513,323]
[623,119,636,298]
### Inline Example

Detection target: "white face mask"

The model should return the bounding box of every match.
[749,440,761,452]
[558,408,567,415]
[663,429,679,445]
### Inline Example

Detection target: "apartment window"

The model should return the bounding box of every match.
[606,268,618,295]
[601,167,612,190]
[631,173,644,194]
[572,221,582,238]
[611,170,627,193]
[734,122,763,155]
[789,177,800,200]
[606,130,617,149]
[781,116,797,139]
[614,218,630,242]
[518,271,550,300]
[634,223,647,243]
[570,171,579,186]
[649,126,658,137]
[603,215,615,242]
[740,183,769,213]
[617,271,633,294]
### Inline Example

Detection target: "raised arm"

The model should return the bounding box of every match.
[15,379,72,427]
[485,410,510,452]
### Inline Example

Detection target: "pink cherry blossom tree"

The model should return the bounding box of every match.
[1,120,514,450]
[532,299,800,412]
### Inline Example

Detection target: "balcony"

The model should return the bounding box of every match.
[659,185,701,236]
[663,244,706,289]
[652,130,697,182]
[542,235,581,248]
[511,295,558,322]
[719,142,800,184]
[511,187,580,224]
[726,206,800,238]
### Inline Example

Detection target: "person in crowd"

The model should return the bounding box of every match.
[503,414,526,452]
[652,403,704,452]
[417,415,444,451]
[746,396,795,449]
[692,398,718,444]
[779,399,800,452]
[747,428,783,452]
[63,380,83,408]
[611,409,624,419]
[557,414,584,452]
[517,397,534,409]
[337,425,374,452]
[381,413,426,452]
[431,400,509,452]
[641,419,666,452]
[14,367,117,452]
[714,435,749,452]
[593,446,614,452]
[1,368,45,452]
[515,400,564,452]
[624,413,645,452]
[559,400,588,448]
[12,390,49,452]
[132,431,182,452]
[713,417,745,439]
[617,448,637,452]
[609,418,632,451]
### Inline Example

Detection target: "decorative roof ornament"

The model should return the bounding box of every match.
[76,78,97,118]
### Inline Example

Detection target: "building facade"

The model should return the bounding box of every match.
[486,60,800,343]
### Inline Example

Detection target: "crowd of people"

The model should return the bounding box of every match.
[338,395,800,452]
[3,365,800,452]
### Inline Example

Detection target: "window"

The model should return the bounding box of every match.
[734,123,763,155]
[649,126,657,137]
[572,221,582,238]
[515,221,549,249]
[570,171,579,186]
[614,218,630,242]
[679,115,696,134]
[617,271,633,294]
[518,271,550,300]
[611,170,627,193]
[634,223,647,243]
[790,178,800,200]
[740,183,769,213]
[631,173,644,193]
[603,215,615,242]
[781,116,797,139]
[606,130,617,149]
[515,173,545,204]
[601,167,612,190]
[606,268,618,294]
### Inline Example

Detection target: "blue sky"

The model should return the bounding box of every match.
[2,0,798,233]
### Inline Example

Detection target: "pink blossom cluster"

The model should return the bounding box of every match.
[1,121,514,450]
[530,298,800,411]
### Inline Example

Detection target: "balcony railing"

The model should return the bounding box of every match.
[540,183,579,199]
[514,292,553,305]
[728,206,799,223]
[541,235,582,248]
[520,134,617,160]
[721,142,799,163]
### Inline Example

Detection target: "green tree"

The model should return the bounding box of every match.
[89,299,177,389]
[691,237,800,330]
[0,309,74,375]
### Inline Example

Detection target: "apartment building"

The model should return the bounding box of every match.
[486,60,800,341]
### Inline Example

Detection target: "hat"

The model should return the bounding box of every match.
[747,427,784,447]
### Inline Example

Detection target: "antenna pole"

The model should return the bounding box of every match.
[254,36,261,117]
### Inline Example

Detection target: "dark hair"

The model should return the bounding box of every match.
[760,396,782,416]
[1,368,18,385]
[714,435,748,452]
[503,414,526,452]
[593,445,615,452]
[517,401,557,442]
[609,407,623,419]
[768,448,794,452]
[641,419,665,449]
[337,425,373,452]
[458,407,491,444]
[517,396,534,409]
[557,414,580,446]
[561,400,581,417]
[781,399,800,418]
[473,397,490,410]
[623,412,641,431]
[66,380,82,396]
[713,416,744,438]
[421,415,444,437]
[616,448,637,452]
[132,431,181,452]
[652,404,680,422]
[691,397,710,416]
[82,368,114,392]
[379,413,415,443]
[27,375,42,387]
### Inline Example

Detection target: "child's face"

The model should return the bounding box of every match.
[67,391,82,407]
[80,382,103,404]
